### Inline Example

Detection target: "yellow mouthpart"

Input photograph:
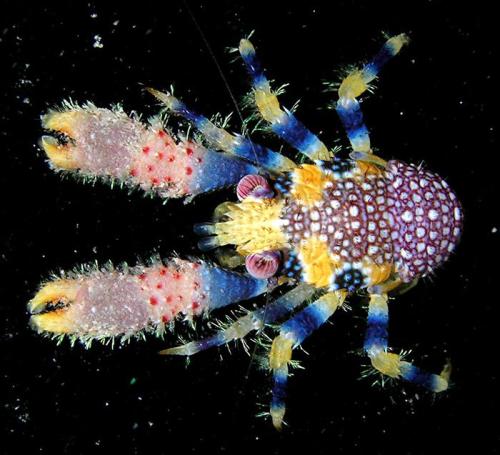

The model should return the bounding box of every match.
[214,198,287,256]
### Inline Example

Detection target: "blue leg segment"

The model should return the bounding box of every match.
[336,34,409,154]
[160,283,317,355]
[194,145,260,195]
[364,293,450,393]
[201,264,269,310]
[148,88,294,173]
[239,39,330,161]
[336,98,370,153]
[269,291,346,429]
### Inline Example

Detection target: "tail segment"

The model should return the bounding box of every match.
[40,104,258,199]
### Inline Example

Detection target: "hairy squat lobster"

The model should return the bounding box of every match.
[29,34,462,429]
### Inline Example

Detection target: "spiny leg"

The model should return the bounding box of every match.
[161,283,316,355]
[364,293,450,392]
[148,88,295,173]
[269,291,346,430]
[238,39,330,161]
[336,34,409,160]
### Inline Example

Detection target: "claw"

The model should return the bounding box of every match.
[40,109,85,169]
[40,103,259,199]
[28,260,268,341]
[39,135,78,169]
[29,279,82,334]
[29,279,79,314]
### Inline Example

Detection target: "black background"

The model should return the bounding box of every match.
[1,1,497,453]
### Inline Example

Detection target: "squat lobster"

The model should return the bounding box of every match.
[30,34,462,430]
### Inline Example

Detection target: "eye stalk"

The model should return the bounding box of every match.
[245,251,281,279]
[236,174,274,200]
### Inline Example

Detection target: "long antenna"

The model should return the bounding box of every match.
[181,0,261,165]
[182,0,272,384]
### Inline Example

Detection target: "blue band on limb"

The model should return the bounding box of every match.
[194,148,259,193]
[270,114,322,158]
[336,98,370,151]
[201,265,268,309]
[239,44,267,88]
[169,97,205,126]
[271,367,288,409]
[400,363,443,392]
[281,303,330,345]
[364,40,401,78]
[256,284,316,324]
[364,306,389,351]
[232,136,292,171]
[240,40,328,160]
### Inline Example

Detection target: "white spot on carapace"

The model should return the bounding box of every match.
[428,209,439,221]
[402,210,413,222]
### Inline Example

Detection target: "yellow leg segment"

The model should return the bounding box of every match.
[364,292,450,392]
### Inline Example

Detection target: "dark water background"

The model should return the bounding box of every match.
[1,1,497,453]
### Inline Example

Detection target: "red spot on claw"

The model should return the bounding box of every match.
[150,297,158,306]
[138,273,146,281]
[186,167,193,176]
[166,295,173,303]
[168,155,175,162]
[186,147,194,156]
[158,152,164,160]
[147,165,154,172]
[156,283,163,289]
[130,168,138,177]
[151,177,159,185]
[142,146,150,154]
[162,315,170,323]
[192,301,200,310]
[173,272,181,280]
[158,131,166,138]
[159,268,167,276]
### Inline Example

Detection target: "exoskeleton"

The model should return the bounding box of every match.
[30,34,462,429]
